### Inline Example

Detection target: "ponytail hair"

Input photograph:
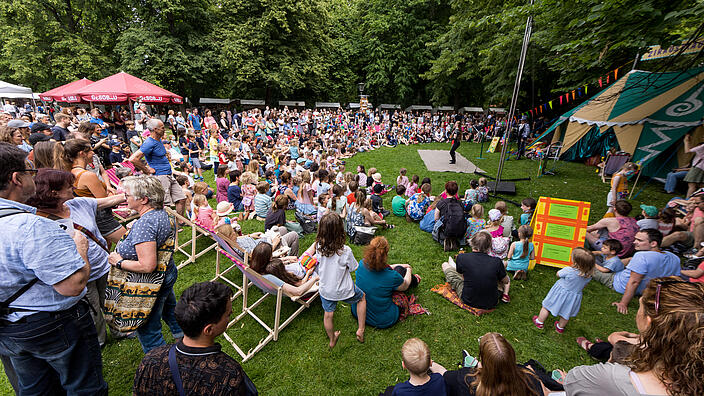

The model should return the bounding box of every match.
[54,139,91,171]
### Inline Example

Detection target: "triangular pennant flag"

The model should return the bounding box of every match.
[539,106,543,113]
[566,93,569,103]
[606,75,610,84]
[559,96,563,105]
[530,109,533,116]
[584,85,588,94]
[578,88,583,96]
[599,77,603,88]
[572,90,575,99]
[549,101,553,109]
[614,68,619,80]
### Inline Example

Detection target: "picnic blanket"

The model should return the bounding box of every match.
[431,283,495,316]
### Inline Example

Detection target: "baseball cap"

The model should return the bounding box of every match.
[30,122,51,134]
[640,204,658,217]
[7,120,30,128]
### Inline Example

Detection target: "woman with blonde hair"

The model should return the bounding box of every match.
[431,332,543,395]
[564,277,704,396]
[353,236,421,328]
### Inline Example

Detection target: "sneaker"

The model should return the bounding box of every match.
[554,321,565,334]
[501,293,510,303]
[532,315,544,329]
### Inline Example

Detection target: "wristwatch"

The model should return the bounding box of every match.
[115,259,124,269]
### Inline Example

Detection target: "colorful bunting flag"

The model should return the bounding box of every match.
[559,96,563,105]
[585,85,588,95]
[614,68,618,80]
[549,101,553,109]
[606,75,610,84]
[599,77,603,88]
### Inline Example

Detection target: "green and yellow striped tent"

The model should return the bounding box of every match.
[532,67,704,176]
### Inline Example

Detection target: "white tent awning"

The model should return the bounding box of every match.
[279,101,306,107]
[460,106,484,113]
[0,80,34,99]
[199,98,231,104]
[315,102,341,108]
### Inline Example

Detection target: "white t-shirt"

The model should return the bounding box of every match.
[315,245,358,301]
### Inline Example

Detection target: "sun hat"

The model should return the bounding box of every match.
[372,172,382,183]
[216,201,234,217]
[488,209,502,222]
[640,204,658,217]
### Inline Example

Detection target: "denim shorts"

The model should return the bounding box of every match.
[320,285,365,312]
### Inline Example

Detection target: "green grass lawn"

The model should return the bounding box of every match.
[0,142,674,395]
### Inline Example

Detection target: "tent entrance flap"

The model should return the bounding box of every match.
[562,126,619,162]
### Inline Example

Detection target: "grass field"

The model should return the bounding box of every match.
[0,142,674,395]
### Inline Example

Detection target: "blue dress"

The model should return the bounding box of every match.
[506,241,534,271]
[542,267,591,319]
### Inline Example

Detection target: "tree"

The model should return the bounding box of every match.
[0,0,127,91]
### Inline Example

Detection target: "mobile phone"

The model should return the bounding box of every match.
[551,369,565,382]
[463,355,478,368]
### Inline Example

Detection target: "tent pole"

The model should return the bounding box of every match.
[629,167,643,199]
[631,53,639,71]
[496,0,534,186]
[129,98,135,121]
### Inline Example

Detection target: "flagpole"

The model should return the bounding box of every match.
[496,0,534,187]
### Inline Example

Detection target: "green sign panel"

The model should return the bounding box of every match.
[548,204,579,219]
[545,223,576,240]
[541,243,573,262]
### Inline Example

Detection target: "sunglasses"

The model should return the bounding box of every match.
[654,279,690,314]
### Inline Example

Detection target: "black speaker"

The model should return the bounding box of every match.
[488,181,516,195]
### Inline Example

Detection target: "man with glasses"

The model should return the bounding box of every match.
[592,228,681,314]
[0,142,107,394]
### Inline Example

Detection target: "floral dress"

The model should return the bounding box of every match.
[465,218,485,240]
[407,193,430,221]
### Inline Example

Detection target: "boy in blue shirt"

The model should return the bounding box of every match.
[391,338,446,395]
[593,239,624,274]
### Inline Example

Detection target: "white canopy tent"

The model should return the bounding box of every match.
[0,80,38,99]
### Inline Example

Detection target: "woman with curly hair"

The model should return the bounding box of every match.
[352,236,421,329]
[315,212,366,348]
[564,276,704,395]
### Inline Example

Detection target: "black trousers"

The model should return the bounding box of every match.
[450,141,460,162]
[392,266,419,288]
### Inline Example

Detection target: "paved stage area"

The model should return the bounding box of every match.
[417,149,485,173]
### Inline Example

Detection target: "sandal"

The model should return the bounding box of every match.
[554,321,565,334]
[576,337,593,351]
[413,274,422,285]
[532,315,544,329]
[501,293,510,303]
[385,224,395,229]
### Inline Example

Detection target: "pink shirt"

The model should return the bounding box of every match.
[196,205,215,229]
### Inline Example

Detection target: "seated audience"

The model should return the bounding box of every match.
[585,200,639,257]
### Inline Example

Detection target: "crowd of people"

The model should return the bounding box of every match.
[0,101,703,396]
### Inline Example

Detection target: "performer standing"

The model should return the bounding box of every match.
[516,116,531,159]
[449,121,461,164]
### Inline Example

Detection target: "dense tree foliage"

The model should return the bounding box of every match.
[0,0,701,108]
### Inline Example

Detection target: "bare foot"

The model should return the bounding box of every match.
[329,331,341,348]
[356,330,365,343]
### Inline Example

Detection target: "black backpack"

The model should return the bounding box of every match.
[295,211,317,235]
[443,198,466,238]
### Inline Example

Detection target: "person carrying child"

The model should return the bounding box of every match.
[314,213,367,348]
[532,247,595,333]
[505,225,535,280]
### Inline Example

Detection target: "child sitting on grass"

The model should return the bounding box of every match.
[371,184,390,218]
[520,197,537,225]
[464,204,485,241]
[315,213,367,348]
[253,181,272,220]
[317,193,330,222]
[495,200,514,238]
[505,225,535,280]
[406,183,432,222]
[462,179,479,211]
[477,177,489,202]
[592,239,624,274]
[391,338,446,395]
[392,185,407,217]
[637,204,659,230]
[396,168,409,191]
[405,175,419,197]
[532,247,595,333]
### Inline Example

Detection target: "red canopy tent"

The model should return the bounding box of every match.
[39,78,94,103]
[74,72,183,104]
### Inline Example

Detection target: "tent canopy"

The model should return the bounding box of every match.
[40,78,94,103]
[460,107,484,113]
[531,66,704,176]
[0,80,34,99]
[75,72,183,104]
[315,102,341,108]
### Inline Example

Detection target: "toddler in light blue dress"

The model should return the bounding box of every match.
[532,247,595,333]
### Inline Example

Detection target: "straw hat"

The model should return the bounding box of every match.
[372,172,382,183]
[216,201,234,217]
